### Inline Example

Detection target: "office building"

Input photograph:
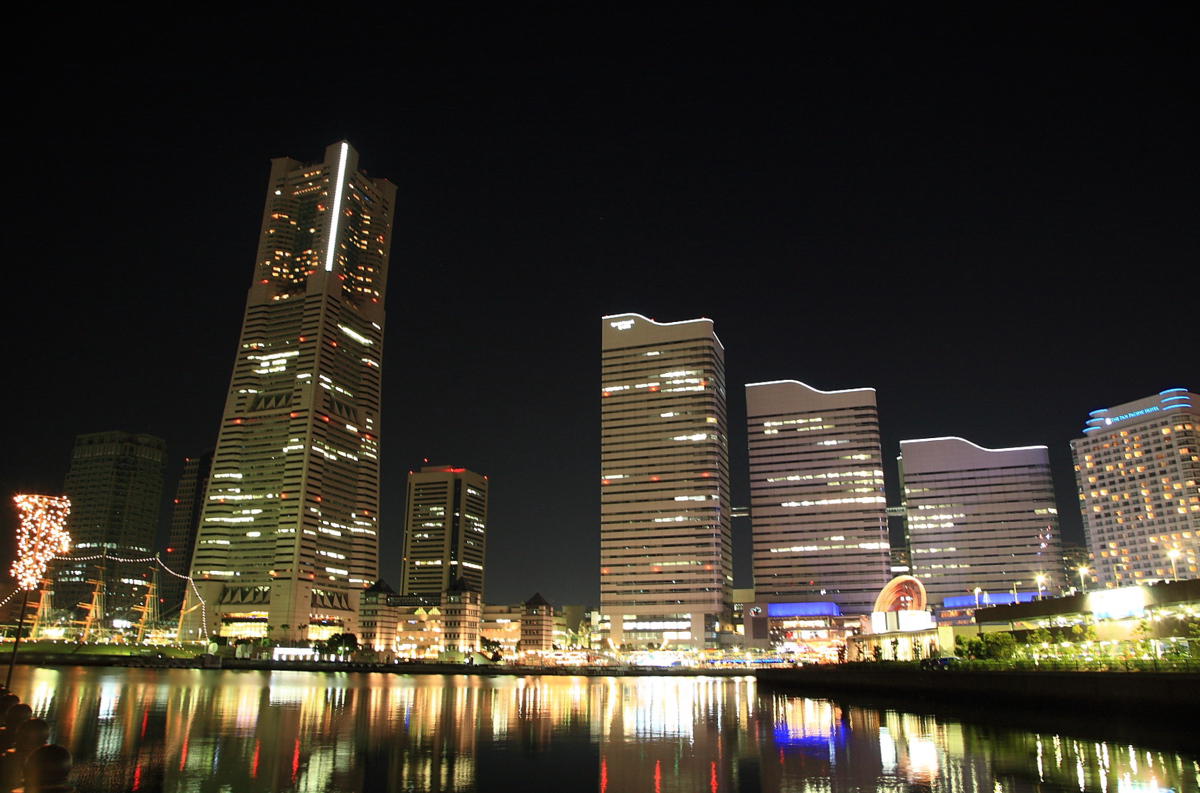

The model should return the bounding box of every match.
[400,465,488,598]
[1072,388,1199,588]
[57,431,166,621]
[161,450,212,614]
[746,379,890,614]
[899,437,1062,604]
[600,312,732,648]
[186,142,396,641]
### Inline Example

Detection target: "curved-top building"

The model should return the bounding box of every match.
[899,436,1061,604]
[745,379,890,615]
[600,313,732,648]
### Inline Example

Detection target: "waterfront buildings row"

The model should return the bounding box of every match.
[599,312,1197,650]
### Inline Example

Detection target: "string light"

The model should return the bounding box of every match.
[51,552,209,637]
[11,495,71,591]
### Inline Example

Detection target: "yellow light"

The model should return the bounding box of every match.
[11,495,72,591]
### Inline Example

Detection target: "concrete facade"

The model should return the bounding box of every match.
[600,313,732,648]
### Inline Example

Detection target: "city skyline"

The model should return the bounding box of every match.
[5,11,1196,607]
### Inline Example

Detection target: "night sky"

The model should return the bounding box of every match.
[4,8,1195,607]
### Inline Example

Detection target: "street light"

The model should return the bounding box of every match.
[1077,566,1089,594]
[1035,574,1047,600]
[1167,549,1181,583]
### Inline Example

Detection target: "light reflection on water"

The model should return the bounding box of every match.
[10,667,1197,792]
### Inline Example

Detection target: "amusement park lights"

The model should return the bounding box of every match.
[11,494,71,591]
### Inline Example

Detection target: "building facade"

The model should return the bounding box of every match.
[161,450,213,615]
[899,437,1062,605]
[400,465,488,598]
[519,592,556,653]
[1072,389,1199,588]
[746,379,890,614]
[57,431,166,621]
[600,312,732,648]
[186,142,395,642]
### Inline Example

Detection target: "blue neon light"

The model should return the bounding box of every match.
[767,602,842,618]
[1163,404,1191,411]
[1160,388,1187,395]
[1161,395,1191,402]
[1083,427,1099,433]
[1088,408,1107,416]
[943,592,1036,608]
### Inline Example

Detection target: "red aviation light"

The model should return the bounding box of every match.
[322,415,331,422]
[602,392,611,398]
[298,336,307,342]
[601,479,610,485]
[314,496,322,502]
[649,385,660,392]
[290,412,300,418]
[166,548,174,553]
[650,476,660,482]
[173,498,180,504]
[260,279,269,284]
[700,472,712,478]
[330,341,339,347]
[280,493,288,499]
[233,418,242,425]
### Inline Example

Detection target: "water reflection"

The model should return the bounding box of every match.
[10,667,1197,792]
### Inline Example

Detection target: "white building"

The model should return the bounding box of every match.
[899,437,1062,604]
[745,379,890,615]
[600,313,732,648]
[185,142,395,642]
[1072,388,1200,588]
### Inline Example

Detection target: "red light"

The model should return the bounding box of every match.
[173,498,180,504]
[330,341,338,347]
[322,415,331,422]
[166,548,174,553]
[290,412,300,418]
[260,279,269,284]
[650,476,660,482]
[649,386,660,392]
[233,418,242,424]
[700,472,712,478]
[602,392,611,398]
[298,336,306,342]
[315,496,322,502]
[280,493,288,499]
[601,479,610,485]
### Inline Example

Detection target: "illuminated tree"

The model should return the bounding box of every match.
[8,495,71,688]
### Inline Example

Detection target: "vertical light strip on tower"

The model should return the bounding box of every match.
[324,141,350,272]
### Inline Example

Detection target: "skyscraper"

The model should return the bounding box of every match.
[1072,388,1199,588]
[57,431,166,621]
[400,465,489,599]
[899,437,1062,604]
[161,451,212,614]
[746,379,890,614]
[600,312,732,648]
[186,142,395,642]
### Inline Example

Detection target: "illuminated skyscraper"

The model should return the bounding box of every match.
[746,380,890,614]
[400,465,489,598]
[186,142,395,642]
[600,313,732,648]
[161,450,212,614]
[1072,388,1199,588]
[899,437,1062,604]
[57,431,166,620]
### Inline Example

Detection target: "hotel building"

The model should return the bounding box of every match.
[1072,388,1200,587]
[185,142,395,641]
[400,465,489,599]
[746,380,890,615]
[56,431,166,621]
[600,313,732,648]
[899,437,1062,604]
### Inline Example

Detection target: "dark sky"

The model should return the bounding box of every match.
[3,8,1196,607]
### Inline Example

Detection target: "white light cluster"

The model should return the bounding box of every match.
[11,494,72,591]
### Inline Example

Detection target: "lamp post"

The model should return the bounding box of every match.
[1077,566,1089,594]
[1167,549,1181,583]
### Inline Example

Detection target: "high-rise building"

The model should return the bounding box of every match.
[186,142,395,642]
[600,312,732,648]
[745,379,890,614]
[1071,388,1199,588]
[899,436,1062,605]
[57,431,166,621]
[161,450,212,614]
[400,465,489,598]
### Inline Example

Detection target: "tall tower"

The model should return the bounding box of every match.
[187,142,395,642]
[161,450,212,614]
[600,312,732,649]
[400,465,489,599]
[57,431,166,621]
[1072,388,1199,588]
[899,437,1062,605]
[745,380,890,615]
